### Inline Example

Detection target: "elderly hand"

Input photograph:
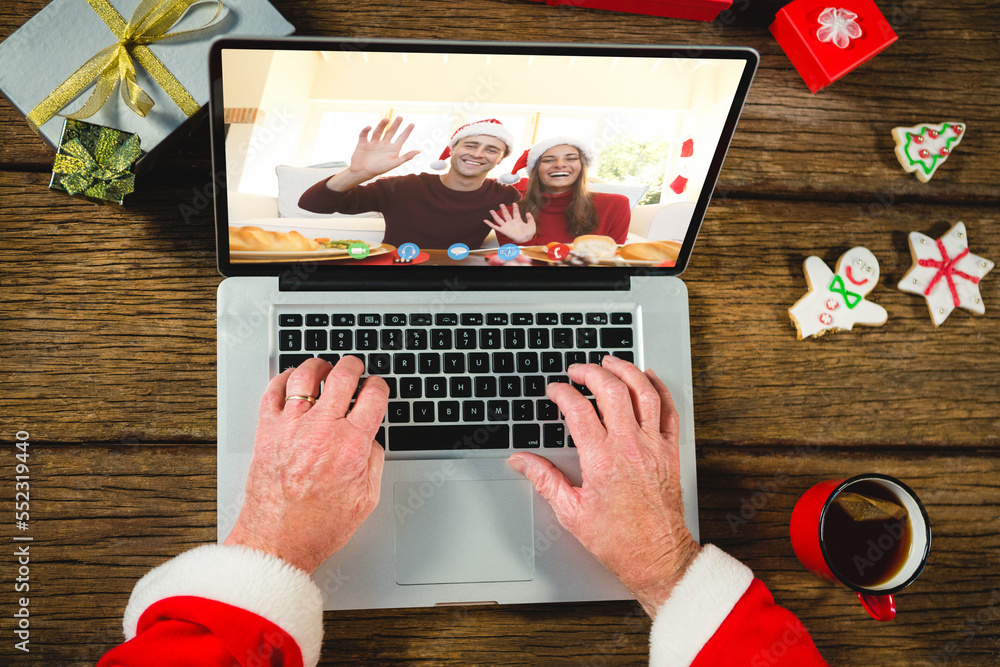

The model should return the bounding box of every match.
[508,356,701,617]
[224,356,389,573]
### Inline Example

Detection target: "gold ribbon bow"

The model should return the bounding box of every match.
[52,125,142,199]
[27,0,226,133]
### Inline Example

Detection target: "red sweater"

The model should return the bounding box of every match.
[298,172,519,249]
[98,544,828,666]
[495,190,631,247]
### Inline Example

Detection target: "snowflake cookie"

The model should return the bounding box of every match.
[898,222,993,326]
[789,247,888,340]
[892,122,965,183]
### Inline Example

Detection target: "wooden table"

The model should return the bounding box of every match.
[1,1,998,664]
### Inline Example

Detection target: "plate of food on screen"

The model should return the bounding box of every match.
[519,235,681,267]
[228,226,391,262]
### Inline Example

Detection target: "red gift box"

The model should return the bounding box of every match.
[524,0,733,23]
[770,0,897,93]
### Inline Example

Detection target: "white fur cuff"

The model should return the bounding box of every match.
[648,544,755,666]
[123,544,324,666]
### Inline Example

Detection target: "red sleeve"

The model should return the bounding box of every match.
[593,193,631,244]
[692,580,827,667]
[97,596,303,667]
[297,178,387,215]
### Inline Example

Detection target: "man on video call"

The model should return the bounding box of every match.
[297,116,520,250]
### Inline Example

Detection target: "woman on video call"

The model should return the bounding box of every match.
[485,137,631,247]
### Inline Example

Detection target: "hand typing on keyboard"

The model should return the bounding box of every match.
[508,355,702,618]
[224,356,389,573]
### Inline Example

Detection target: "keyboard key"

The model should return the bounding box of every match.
[418,353,440,374]
[462,400,485,422]
[431,329,452,349]
[487,400,510,421]
[611,312,632,324]
[517,352,539,374]
[393,353,416,374]
[536,399,559,420]
[512,313,533,325]
[450,377,472,397]
[318,353,340,366]
[492,352,514,373]
[527,328,549,349]
[504,328,525,349]
[279,330,301,351]
[278,354,311,372]
[305,329,327,351]
[600,328,634,348]
[385,313,407,326]
[543,423,566,448]
[474,376,497,397]
[332,314,354,326]
[399,377,422,398]
[512,400,534,421]
[561,312,583,325]
[388,402,410,423]
[381,329,403,350]
[617,351,634,363]
[306,314,329,327]
[586,313,609,325]
[438,401,460,422]
[499,376,521,397]
[460,313,483,325]
[523,375,547,397]
[383,377,397,399]
[576,328,598,348]
[435,313,458,326]
[412,402,435,422]
[356,330,377,350]
[388,424,509,451]
[344,352,365,365]
[468,353,489,373]
[588,350,609,364]
[513,424,541,448]
[425,377,447,397]
[552,328,573,348]
[405,329,427,350]
[359,314,380,326]
[565,351,587,367]
[547,375,570,385]
[486,313,508,325]
[278,314,302,327]
[443,353,465,374]
[329,329,351,350]
[536,313,558,325]
[541,352,562,372]
[455,328,477,349]
[367,353,391,374]
[479,328,501,349]
[375,427,385,447]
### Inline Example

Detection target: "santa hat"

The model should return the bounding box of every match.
[429,119,515,171]
[502,136,595,185]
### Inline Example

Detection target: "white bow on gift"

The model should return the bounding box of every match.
[816,7,862,49]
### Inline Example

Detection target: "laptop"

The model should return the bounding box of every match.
[210,37,758,610]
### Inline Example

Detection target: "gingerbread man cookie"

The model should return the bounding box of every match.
[892,122,965,183]
[897,222,993,326]
[789,247,888,340]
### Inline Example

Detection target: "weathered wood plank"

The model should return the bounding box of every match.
[0,444,995,665]
[2,175,996,446]
[1,1,998,202]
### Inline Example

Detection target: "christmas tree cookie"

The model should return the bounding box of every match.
[898,222,993,326]
[892,122,966,182]
[789,247,888,340]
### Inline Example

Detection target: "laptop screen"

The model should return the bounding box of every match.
[210,39,757,279]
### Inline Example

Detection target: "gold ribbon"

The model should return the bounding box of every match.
[27,0,226,133]
[52,124,142,199]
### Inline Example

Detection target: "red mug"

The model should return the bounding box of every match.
[790,473,931,621]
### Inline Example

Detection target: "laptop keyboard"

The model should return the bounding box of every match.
[276,309,636,452]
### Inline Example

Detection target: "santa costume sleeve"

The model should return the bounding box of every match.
[96,544,324,667]
[649,544,828,666]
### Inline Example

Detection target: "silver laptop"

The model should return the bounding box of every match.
[211,38,757,610]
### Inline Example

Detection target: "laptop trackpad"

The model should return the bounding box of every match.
[393,479,534,585]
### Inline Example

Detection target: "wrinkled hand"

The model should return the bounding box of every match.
[484,203,537,244]
[508,356,701,617]
[224,357,388,573]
